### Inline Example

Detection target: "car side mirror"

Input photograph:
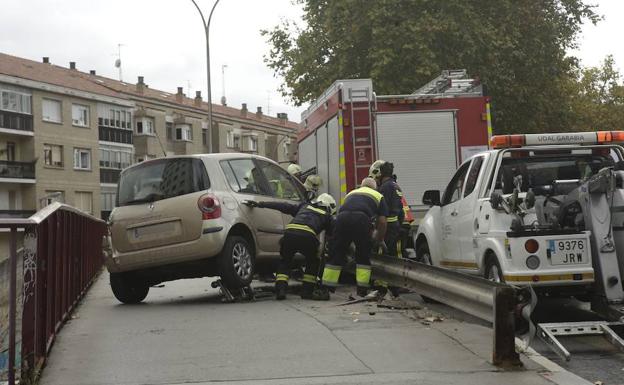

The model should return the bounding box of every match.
[422,190,441,206]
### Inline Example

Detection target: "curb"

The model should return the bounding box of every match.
[517,340,592,385]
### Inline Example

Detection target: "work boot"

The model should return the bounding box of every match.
[300,282,315,299]
[275,281,288,300]
[311,286,330,301]
[357,286,369,298]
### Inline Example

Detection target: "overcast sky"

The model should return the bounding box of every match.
[0,0,622,123]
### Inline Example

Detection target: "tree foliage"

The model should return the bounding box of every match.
[262,0,601,134]
[569,56,624,131]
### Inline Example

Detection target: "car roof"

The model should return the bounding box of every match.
[122,152,278,172]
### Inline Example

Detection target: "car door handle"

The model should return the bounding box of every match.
[451,210,458,217]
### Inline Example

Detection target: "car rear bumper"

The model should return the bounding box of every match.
[502,269,595,286]
[106,224,227,273]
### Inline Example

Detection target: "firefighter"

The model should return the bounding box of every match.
[320,177,388,298]
[394,174,415,258]
[303,174,322,196]
[243,193,336,300]
[369,160,404,257]
[287,163,302,178]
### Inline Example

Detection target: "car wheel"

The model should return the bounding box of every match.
[484,254,505,283]
[110,272,149,304]
[416,241,439,304]
[219,235,255,289]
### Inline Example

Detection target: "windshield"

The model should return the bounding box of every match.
[117,158,209,206]
[494,148,620,194]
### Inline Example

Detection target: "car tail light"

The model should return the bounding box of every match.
[525,239,539,253]
[198,193,221,219]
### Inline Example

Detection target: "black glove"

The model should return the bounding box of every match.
[242,200,258,208]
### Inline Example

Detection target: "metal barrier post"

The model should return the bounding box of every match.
[493,287,521,367]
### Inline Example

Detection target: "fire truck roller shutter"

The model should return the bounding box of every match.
[299,131,317,174]
[316,122,329,195]
[376,111,458,209]
[327,117,341,202]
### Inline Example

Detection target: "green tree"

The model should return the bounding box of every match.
[262,0,599,134]
[569,55,624,131]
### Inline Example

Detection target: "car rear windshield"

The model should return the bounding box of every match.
[118,158,209,206]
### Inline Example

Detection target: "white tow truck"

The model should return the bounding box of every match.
[415,132,624,321]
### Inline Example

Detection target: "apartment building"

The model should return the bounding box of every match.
[0,52,299,222]
[83,75,298,165]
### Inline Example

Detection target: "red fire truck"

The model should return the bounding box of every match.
[297,70,492,216]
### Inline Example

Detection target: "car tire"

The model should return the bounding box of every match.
[219,235,255,289]
[416,241,439,304]
[110,272,149,304]
[484,254,505,283]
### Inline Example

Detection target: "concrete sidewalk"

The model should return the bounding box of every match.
[39,273,590,385]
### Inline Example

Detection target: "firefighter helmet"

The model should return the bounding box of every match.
[304,175,322,192]
[287,163,302,176]
[369,160,385,180]
[314,193,337,214]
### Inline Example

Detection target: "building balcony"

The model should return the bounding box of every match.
[100,168,121,184]
[98,125,133,145]
[0,209,36,219]
[0,160,36,182]
[134,134,162,158]
[0,110,34,136]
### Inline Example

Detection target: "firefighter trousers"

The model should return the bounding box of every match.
[384,222,402,257]
[322,211,373,289]
[275,231,321,286]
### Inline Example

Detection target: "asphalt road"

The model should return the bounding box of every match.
[426,296,624,385]
[38,273,578,385]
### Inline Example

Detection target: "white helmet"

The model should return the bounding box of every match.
[314,193,336,214]
[304,174,322,192]
[287,163,302,176]
[369,160,386,180]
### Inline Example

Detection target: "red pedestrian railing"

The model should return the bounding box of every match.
[0,203,106,384]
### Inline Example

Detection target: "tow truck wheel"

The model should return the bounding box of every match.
[484,254,504,283]
[416,241,439,304]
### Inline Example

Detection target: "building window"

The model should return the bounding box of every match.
[175,124,192,141]
[73,148,91,170]
[0,86,31,114]
[44,144,63,167]
[283,138,291,158]
[100,146,132,169]
[227,131,241,149]
[6,142,15,161]
[72,104,89,127]
[97,104,131,129]
[166,122,173,140]
[202,130,207,145]
[136,117,155,135]
[101,191,116,211]
[75,191,93,215]
[249,136,258,152]
[42,99,62,123]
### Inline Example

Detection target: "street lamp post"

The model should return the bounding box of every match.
[190,0,220,153]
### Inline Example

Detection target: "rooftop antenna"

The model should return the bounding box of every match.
[266,90,271,116]
[114,43,125,81]
[187,80,192,96]
[220,64,228,106]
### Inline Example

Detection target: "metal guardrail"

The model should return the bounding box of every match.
[0,203,106,385]
[370,254,528,368]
